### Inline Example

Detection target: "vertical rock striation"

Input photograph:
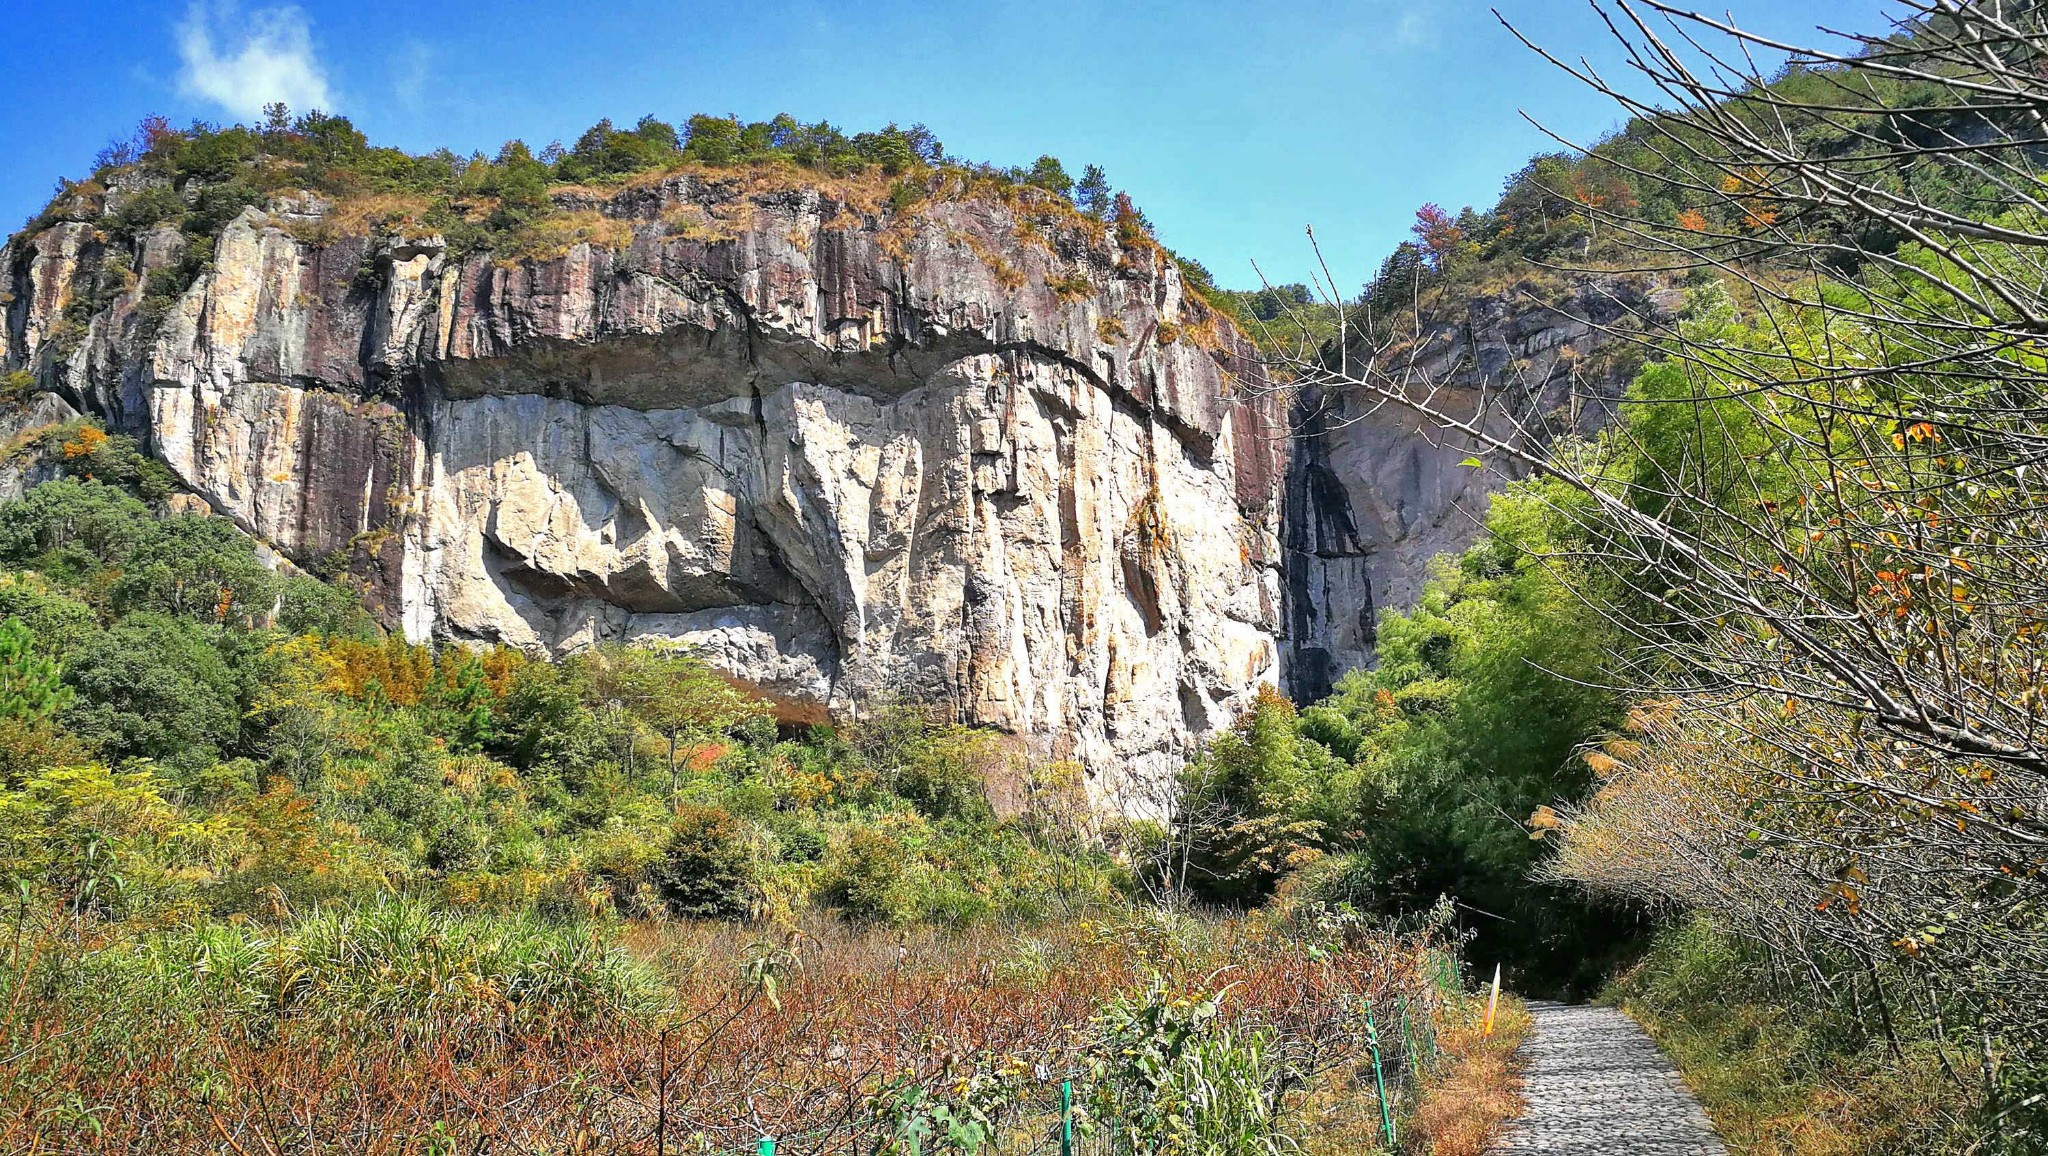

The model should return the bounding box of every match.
[3,171,1287,795]
[1280,274,1675,700]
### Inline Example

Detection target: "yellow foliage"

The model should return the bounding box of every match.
[292,636,524,707]
[60,425,108,461]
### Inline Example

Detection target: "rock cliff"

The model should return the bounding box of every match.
[1280,273,1675,700]
[3,170,1286,794]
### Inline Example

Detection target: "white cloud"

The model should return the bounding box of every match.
[1393,10,1434,49]
[392,40,433,112]
[176,2,336,121]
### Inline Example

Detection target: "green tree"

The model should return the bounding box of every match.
[647,804,759,920]
[109,512,280,622]
[1180,687,1329,904]
[47,424,178,497]
[682,114,743,165]
[847,704,998,823]
[274,575,372,637]
[1308,481,1632,993]
[1023,155,1073,198]
[822,819,925,925]
[0,619,69,721]
[0,575,97,656]
[555,115,682,181]
[851,124,923,175]
[578,644,768,797]
[1075,164,1111,217]
[0,478,151,576]
[61,613,241,771]
[0,763,180,916]
[447,655,496,753]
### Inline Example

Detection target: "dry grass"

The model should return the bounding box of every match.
[1622,999,1974,1156]
[956,230,1026,290]
[619,159,896,218]
[323,191,440,237]
[278,190,456,248]
[3,908,1451,1154]
[494,210,636,265]
[1603,919,1985,1156]
[1403,994,1532,1156]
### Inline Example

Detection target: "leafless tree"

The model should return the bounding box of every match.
[1102,759,1241,909]
[1256,0,2048,1092]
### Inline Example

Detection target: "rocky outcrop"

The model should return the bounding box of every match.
[3,171,1286,795]
[1281,273,1676,700]
[0,390,81,501]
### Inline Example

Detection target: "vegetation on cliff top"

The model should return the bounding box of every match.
[28,107,1119,245]
[13,104,1267,372]
[1223,15,2023,374]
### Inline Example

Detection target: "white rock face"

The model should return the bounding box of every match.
[3,171,1287,796]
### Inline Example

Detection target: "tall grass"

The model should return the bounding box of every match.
[1399,994,1530,1156]
[2,902,1456,1154]
[5,899,661,1043]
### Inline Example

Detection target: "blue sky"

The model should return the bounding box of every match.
[4,1,1892,289]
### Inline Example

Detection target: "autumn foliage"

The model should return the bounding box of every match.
[1411,203,1465,271]
[0,906,1458,1154]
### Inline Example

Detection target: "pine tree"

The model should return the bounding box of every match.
[449,656,496,752]
[1075,165,1111,218]
[0,618,68,720]
[1024,155,1073,198]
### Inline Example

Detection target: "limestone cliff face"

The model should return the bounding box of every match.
[3,172,1286,793]
[1280,274,1676,700]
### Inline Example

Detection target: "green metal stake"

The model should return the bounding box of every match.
[1060,1080,1074,1156]
[758,1138,776,1156]
[1366,1008,1396,1149]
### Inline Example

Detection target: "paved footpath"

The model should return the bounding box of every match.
[1493,1001,1728,1155]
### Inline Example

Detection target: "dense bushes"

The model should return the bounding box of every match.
[2,898,1463,1153]
[60,613,241,770]
[651,804,761,920]
[823,821,926,926]
[0,461,1467,1152]
[0,474,358,633]
[32,900,665,1041]
[1084,980,1290,1156]
[1162,482,1640,994]
[0,463,1123,932]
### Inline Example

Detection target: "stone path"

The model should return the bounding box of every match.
[1492,1002,1728,1155]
